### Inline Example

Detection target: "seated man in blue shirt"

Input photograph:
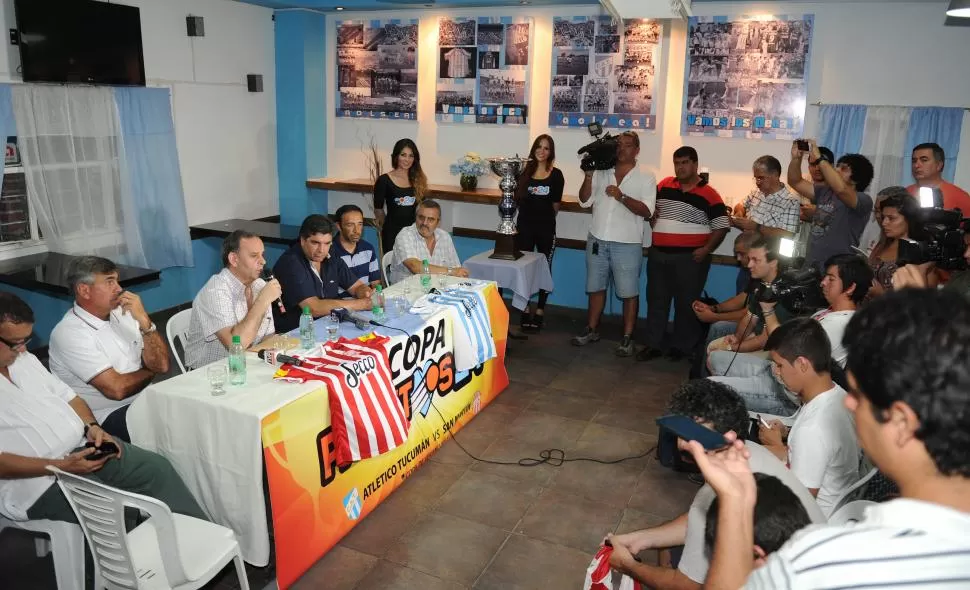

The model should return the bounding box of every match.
[272,214,374,333]
[330,204,382,294]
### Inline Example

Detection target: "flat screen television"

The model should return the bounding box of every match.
[14,0,146,86]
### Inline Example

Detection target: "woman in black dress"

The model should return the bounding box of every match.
[515,134,564,332]
[374,138,428,251]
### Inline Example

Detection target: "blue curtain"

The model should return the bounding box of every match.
[904,107,964,184]
[0,84,14,194]
[113,87,193,269]
[818,104,867,158]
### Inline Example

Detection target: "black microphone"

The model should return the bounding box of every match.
[260,269,286,314]
[257,349,304,367]
[333,307,371,330]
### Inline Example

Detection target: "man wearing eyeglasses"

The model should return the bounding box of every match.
[0,292,206,526]
[48,256,171,443]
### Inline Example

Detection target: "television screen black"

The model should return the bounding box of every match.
[15,0,146,86]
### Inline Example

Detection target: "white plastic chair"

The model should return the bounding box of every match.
[48,466,249,590]
[166,308,193,374]
[382,250,395,285]
[0,516,85,590]
[828,499,877,525]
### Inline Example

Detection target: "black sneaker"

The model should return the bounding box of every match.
[636,347,663,362]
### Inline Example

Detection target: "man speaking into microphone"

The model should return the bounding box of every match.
[272,214,374,333]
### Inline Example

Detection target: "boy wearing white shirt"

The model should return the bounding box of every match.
[49,256,171,442]
[758,317,860,517]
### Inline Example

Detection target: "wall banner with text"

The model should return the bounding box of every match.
[336,19,419,120]
[549,17,661,130]
[435,16,533,125]
[681,15,814,139]
[262,285,510,589]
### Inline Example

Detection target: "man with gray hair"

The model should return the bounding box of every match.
[730,155,800,239]
[49,256,171,442]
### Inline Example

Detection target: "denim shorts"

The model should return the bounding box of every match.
[585,234,643,299]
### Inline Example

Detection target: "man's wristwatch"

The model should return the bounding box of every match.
[140,322,157,336]
[83,422,99,437]
[809,153,831,166]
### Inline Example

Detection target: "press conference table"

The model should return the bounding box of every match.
[127,275,510,587]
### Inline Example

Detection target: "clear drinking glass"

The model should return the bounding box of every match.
[207,364,228,396]
[325,312,340,341]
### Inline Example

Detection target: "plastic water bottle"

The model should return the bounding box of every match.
[372,285,385,320]
[228,335,247,386]
[421,259,431,291]
[299,306,315,349]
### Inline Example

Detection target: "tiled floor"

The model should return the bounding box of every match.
[2,303,700,590]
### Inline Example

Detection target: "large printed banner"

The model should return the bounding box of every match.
[681,15,814,139]
[261,286,510,589]
[435,17,532,125]
[549,17,661,130]
[336,19,419,120]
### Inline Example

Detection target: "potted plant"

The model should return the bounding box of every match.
[450,152,489,191]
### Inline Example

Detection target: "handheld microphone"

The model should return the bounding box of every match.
[260,269,286,314]
[257,349,304,367]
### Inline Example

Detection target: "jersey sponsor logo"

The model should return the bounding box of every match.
[340,355,378,388]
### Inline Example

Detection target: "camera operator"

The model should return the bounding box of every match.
[573,131,657,357]
[788,139,874,271]
[641,147,729,362]
[907,142,970,212]
[708,254,870,416]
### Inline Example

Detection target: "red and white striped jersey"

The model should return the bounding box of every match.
[273,335,408,467]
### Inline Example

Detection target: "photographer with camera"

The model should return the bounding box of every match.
[788,139,874,271]
[867,187,934,297]
[893,232,970,299]
[709,253,870,416]
[572,131,656,357]
[641,147,729,362]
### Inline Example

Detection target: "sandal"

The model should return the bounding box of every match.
[531,313,544,332]
[521,311,539,333]
[520,312,533,330]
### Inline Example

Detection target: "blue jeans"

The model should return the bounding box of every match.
[707,351,800,416]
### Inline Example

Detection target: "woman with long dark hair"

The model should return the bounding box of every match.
[868,187,934,296]
[515,134,564,332]
[374,138,428,251]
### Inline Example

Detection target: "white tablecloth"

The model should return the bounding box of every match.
[463,250,554,311]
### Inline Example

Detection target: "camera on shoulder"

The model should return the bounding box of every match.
[896,187,968,271]
[753,237,827,315]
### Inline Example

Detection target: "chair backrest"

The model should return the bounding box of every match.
[48,466,189,589]
[166,308,193,373]
[382,250,395,285]
[830,465,878,515]
[828,500,877,525]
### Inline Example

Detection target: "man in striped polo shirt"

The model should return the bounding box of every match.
[692,288,970,589]
[641,146,729,362]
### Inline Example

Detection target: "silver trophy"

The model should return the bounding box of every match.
[487,156,530,260]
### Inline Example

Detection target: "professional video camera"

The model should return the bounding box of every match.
[896,187,968,271]
[577,121,618,172]
[753,237,827,315]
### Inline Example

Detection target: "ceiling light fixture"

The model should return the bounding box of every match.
[335,6,344,10]
[947,0,970,17]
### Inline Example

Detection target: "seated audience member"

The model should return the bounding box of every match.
[757,319,860,517]
[893,233,970,300]
[0,293,207,524]
[48,257,171,443]
[788,140,874,270]
[692,231,759,349]
[692,289,970,588]
[273,214,374,333]
[907,142,970,212]
[708,254,871,415]
[730,156,801,238]
[390,199,469,284]
[702,474,813,569]
[603,380,824,589]
[705,235,794,365]
[330,204,382,292]
[184,230,281,370]
[867,187,932,297]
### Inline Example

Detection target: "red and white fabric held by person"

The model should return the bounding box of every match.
[583,545,643,590]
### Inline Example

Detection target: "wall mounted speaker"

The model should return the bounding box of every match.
[247,74,264,93]
[186,16,205,37]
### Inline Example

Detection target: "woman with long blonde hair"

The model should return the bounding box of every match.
[374,138,428,250]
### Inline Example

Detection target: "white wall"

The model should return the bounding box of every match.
[324,1,970,253]
[0,0,278,225]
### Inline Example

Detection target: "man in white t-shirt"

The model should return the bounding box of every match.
[49,256,172,442]
[758,318,860,517]
[602,380,824,589]
[690,289,970,589]
[708,253,872,416]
